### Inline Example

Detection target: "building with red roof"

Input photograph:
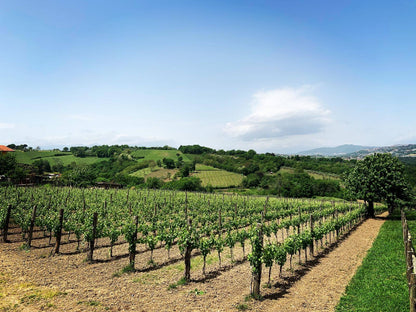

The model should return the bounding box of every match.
[0,145,15,155]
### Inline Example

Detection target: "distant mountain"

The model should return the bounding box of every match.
[346,144,416,158]
[298,144,416,158]
[297,144,375,156]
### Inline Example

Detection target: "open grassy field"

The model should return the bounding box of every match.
[192,164,243,187]
[131,150,191,163]
[14,151,109,167]
[335,211,408,312]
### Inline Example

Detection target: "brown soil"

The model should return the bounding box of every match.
[0,214,386,312]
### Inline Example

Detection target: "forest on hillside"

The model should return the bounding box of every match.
[1,144,415,202]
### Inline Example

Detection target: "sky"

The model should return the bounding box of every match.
[1,0,416,154]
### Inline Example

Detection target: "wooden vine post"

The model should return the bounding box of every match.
[54,209,64,254]
[184,218,193,282]
[2,204,12,243]
[27,205,37,248]
[87,212,98,263]
[250,222,264,299]
[129,216,139,268]
[310,214,314,257]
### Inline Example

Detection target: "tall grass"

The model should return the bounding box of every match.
[336,212,408,312]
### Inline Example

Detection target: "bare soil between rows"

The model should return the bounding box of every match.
[0,214,386,312]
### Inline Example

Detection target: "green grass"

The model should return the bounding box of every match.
[131,149,191,163]
[15,150,108,167]
[405,209,416,236]
[335,212,409,312]
[168,277,187,290]
[130,167,154,178]
[192,169,243,188]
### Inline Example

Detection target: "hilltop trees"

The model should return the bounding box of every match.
[346,153,408,217]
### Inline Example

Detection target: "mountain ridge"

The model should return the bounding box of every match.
[298,144,416,158]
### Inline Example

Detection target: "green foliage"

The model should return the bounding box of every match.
[178,144,215,154]
[162,158,175,169]
[261,243,276,268]
[0,153,19,177]
[248,225,263,274]
[146,177,164,189]
[33,159,51,174]
[274,244,287,267]
[61,164,97,187]
[163,177,202,192]
[283,235,300,256]
[346,153,408,214]
[199,237,213,257]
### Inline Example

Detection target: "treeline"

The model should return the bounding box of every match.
[241,170,342,198]
[3,143,416,199]
[180,145,355,175]
[69,145,175,158]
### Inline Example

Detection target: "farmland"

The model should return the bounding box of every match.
[131,149,191,163]
[14,150,109,167]
[192,164,244,188]
[0,186,391,311]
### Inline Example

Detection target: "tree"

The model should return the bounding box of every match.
[162,158,175,169]
[346,153,408,217]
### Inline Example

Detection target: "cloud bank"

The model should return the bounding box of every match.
[224,86,330,141]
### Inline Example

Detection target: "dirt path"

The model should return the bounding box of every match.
[0,214,386,312]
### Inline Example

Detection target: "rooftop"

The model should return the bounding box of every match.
[0,145,15,152]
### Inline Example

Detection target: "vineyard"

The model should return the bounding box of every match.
[192,165,244,188]
[0,186,386,311]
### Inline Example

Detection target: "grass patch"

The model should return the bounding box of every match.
[113,263,135,277]
[236,303,249,311]
[168,277,187,290]
[335,212,408,312]
[0,272,66,310]
[131,149,191,163]
[15,150,108,166]
[78,300,101,306]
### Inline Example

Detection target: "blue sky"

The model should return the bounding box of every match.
[1,0,415,153]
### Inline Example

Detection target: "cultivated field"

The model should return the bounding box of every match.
[0,187,391,311]
[192,164,244,188]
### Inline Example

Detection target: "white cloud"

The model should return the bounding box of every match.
[0,123,15,129]
[224,86,330,141]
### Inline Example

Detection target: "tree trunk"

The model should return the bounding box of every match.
[367,201,375,218]
[184,243,192,282]
[87,212,98,263]
[54,209,64,254]
[27,205,37,248]
[203,255,207,275]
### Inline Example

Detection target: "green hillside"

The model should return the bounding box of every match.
[14,150,109,167]
[131,149,191,163]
